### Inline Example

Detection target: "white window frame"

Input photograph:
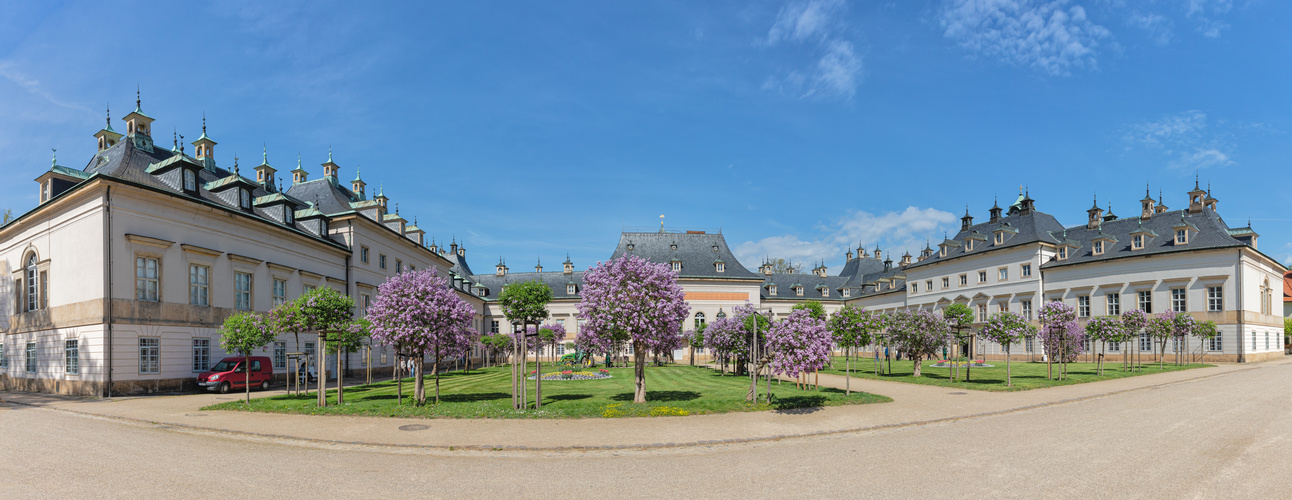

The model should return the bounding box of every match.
[715,262,725,273]
[0,342,6,369]
[136,256,160,302]
[240,189,251,210]
[192,338,210,372]
[959,274,968,286]
[1209,334,1222,352]
[272,278,287,307]
[1078,296,1090,318]
[1207,286,1223,312]
[1140,333,1152,352]
[911,282,918,293]
[274,341,287,369]
[1138,290,1152,314]
[65,339,79,375]
[360,246,370,264]
[671,261,681,272]
[978,271,987,283]
[1021,264,1032,277]
[1093,240,1104,255]
[184,169,196,191]
[1171,288,1186,313]
[139,338,160,374]
[189,264,209,306]
[942,277,950,289]
[25,342,37,374]
[998,268,1008,281]
[1021,300,1032,321]
[925,280,933,291]
[1175,229,1188,244]
[1106,293,1120,316]
[235,272,253,311]
[567,284,576,294]
[976,304,987,322]
[1132,234,1144,250]
[379,254,387,270]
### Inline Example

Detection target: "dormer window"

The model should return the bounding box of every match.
[965,239,974,251]
[671,261,681,272]
[1132,234,1144,250]
[994,232,1003,244]
[795,286,804,297]
[1057,247,1069,260]
[285,207,294,225]
[715,262,725,273]
[821,288,829,297]
[712,245,719,253]
[239,189,251,210]
[842,288,850,297]
[567,284,576,294]
[184,170,196,192]
[320,220,328,234]
[769,285,777,295]
[1175,229,1188,244]
[1092,240,1105,255]
[626,242,634,251]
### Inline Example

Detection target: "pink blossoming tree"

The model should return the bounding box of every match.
[766,309,832,390]
[980,311,1036,386]
[887,310,951,377]
[1039,301,1083,380]
[367,268,475,406]
[577,255,690,403]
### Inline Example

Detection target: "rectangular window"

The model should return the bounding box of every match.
[1025,336,1033,353]
[1175,229,1188,244]
[192,339,210,372]
[235,272,252,311]
[361,246,370,264]
[1022,300,1033,321]
[1106,293,1120,316]
[1109,340,1120,352]
[1140,333,1152,352]
[395,259,402,273]
[1057,247,1068,260]
[380,346,388,364]
[491,320,500,334]
[189,265,209,306]
[1266,332,1271,351]
[304,342,316,357]
[959,274,968,286]
[1132,234,1144,250]
[925,280,933,291]
[379,254,387,270]
[274,341,287,369]
[26,342,36,373]
[1021,264,1032,277]
[273,279,287,306]
[139,338,160,374]
[1171,288,1186,312]
[942,277,950,289]
[1207,286,1223,311]
[978,271,987,283]
[1138,291,1152,314]
[136,257,159,301]
[977,304,987,322]
[556,344,566,356]
[911,282,918,293]
[65,339,79,375]
[304,285,316,293]
[1209,334,1223,352]
[1078,296,1090,318]
[40,271,47,310]
[1252,331,1257,352]
[998,268,1008,281]
[0,342,6,369]
[1092,240,1104,255]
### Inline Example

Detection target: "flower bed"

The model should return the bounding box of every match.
[930,359,994,368]
[527,369,612,381]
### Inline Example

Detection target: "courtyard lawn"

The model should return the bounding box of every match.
[204,364,891,418]
[817,356,1210,392]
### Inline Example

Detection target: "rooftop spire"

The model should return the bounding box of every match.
[135,84,141,111]
[353,164,362,182]
[1195,172,1200,190]
[233,154,240,175]
[202,113,207,134]
[262,144,268,165]
[328,145,333,163]
[51,147,56,166]
[105,104,112,131]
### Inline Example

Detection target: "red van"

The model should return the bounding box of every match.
[197,356,274,394]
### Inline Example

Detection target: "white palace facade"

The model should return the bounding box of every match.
[0,99,1284,395]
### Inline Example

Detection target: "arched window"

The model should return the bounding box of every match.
[184,170,196,191]
[239,189,251,210]
[716,310,726,320]
[693,312,705,329]
[25,253,38,312]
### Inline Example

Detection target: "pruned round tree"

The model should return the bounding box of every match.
[827,304,879,394]
[1039,301,1082,380]
[980,311,1036,386]
[497,280,552,409]
[577,255,690,403]
[888,310,951,377]
[1083,315,1121,375]
[218,311,277,404]
[367,268,475,406]
[273,287,354,406]
[1120,309,1148,371]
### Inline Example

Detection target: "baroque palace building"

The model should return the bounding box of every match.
[0,99,1284,395]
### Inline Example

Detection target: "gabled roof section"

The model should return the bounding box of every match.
[610,231,761,280]
[284,177,362,216]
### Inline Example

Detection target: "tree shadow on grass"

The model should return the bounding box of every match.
[771,395,827,413]
[362,392,510,403]
[610,390,700,402]
[544,394,593,402]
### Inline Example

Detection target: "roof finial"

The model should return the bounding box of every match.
[395,203,399,215]
[234,154,240,175]
[172,128,178,150]
[262,143,268,164]
[105,104,111,129]
[202,112,207,135]
[135,84,141,111]
[328,145,333,163]
[178,133,184,154]
[1195,172,1200,190]
[297,153,301,169]
[51,147,56,166]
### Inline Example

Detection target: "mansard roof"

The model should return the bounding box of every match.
[283,177,364,216]
[905,211,1067,269]
[1041,209,1251,268]
[609,231,762,280]
[468,271,586,301]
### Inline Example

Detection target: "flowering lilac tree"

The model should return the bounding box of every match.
[766,309,832,390]
[577,255,690,403]
[980,311,1036,386]
[527,322,568,361]
[1152,311,1196,367]
[1120,309,1148,372]
[1192,320,1220,363]
[1146,311,1175,368]
[703,316,745,375]
[887,310,951,377]
[1038,301,1082,380]
[1083,316,1122,375]
[367,268,476,406]
[827,304,880,394]
[218,312,277,404]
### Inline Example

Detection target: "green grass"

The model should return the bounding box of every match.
[203,363,891,419]
[818,356,1210,392]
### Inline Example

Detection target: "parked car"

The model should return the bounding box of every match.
[197,356,274,394]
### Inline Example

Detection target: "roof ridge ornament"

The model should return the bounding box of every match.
[51,147,56,167]
[135,84,141,112]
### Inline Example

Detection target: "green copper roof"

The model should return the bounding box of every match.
[51,165,92,180]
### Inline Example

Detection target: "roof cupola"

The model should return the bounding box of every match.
[94,105,122,152]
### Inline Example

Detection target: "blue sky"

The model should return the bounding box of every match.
[2,0,1289,272]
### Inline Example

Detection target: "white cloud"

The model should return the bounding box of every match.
[1127,11,1173,45]
[765,0,846,46]
[937,0,1113,76]
[1123,110,1241,171]
[1186,0,1232,38]
[759,0,862,101]
[0,61,94,115]
[733,206,956,269]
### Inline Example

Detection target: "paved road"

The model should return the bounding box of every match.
[2,360,1290,499]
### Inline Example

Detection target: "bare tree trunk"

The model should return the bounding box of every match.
[317,337,327,407]
[414,354,426,406]
[511,337,519,409]
[336,347,344,405]
[845,347,851,396]
[1005,345,1012,387]
[244,353,251,404]
[433,355,441,405]
[536,341,543,409]
[633,341,647,403]
[396,354,403,406]
[912,357,922,377]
